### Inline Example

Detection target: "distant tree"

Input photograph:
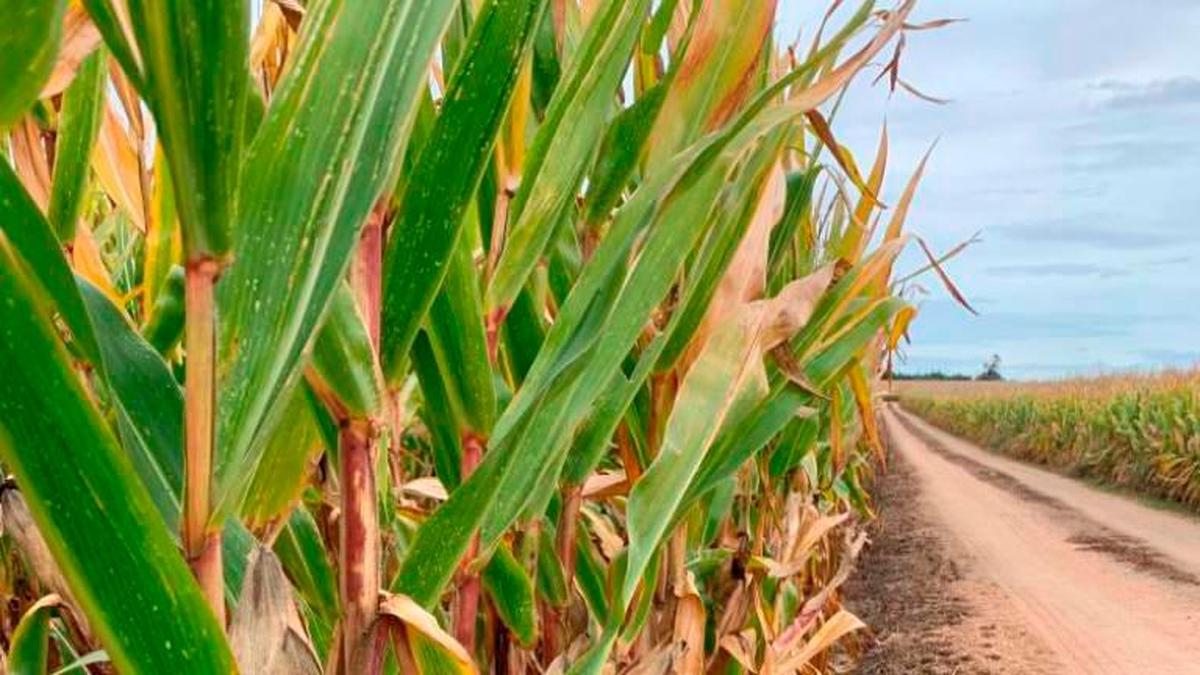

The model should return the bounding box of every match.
[977,354,1004,381]
[889,370,973,381]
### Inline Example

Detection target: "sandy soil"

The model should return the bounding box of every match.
[846,404,1200,674]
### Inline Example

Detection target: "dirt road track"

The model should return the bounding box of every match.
[850,404,1200,674]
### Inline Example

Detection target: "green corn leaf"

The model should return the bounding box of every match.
[529,6,561,116]
[423,210,497,435]
[581,80,668,225]
[622,305,770,605]
[562,337,664,486]
[76,279,183,530]
[105,0,250,257]
[768,414,821,478]
[7,596,59,675]
[213,0,456,521]
[500,286,546,384]
[0,161,99,362]
[619,548,661,643]
[241,385,325,528]
[309,283,383,420]
[485,0,652,316]
[394,0,912,610]
[393,70,821,606]
[79,276,261,611]
[481,544,537,646]
[142,264,186,354]
[623,264,833,606]
[0,0,64,128]
[535,526,568,607]
[412,331,466,489]
[47,51,105,241]
[686,384,812,503]
[768,166,820,285]
[804,296,908,387]
[380,0,547,381]
[4,168,182,532]
[220,519,257,609]
[274,507,339,631]
[574,525,609,623]
[0,239,234,674]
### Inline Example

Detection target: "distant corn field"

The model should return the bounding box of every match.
[0,0,954,672]
[900,370,1200,511]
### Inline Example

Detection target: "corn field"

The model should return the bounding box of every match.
[0,0,946,672]
[901,371,1200,511]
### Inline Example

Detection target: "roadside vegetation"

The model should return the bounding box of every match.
[0,0,958,672]
[901,370,1200,511]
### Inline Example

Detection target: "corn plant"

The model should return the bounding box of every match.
[902,371,1200,510]
[0,0,942,672]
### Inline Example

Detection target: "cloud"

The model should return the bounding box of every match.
[992,215,1192,250]
[984,262,1129,278]
[1140,255,1193,267]
[1060,137,1200,174]
[1090,77,1200,109]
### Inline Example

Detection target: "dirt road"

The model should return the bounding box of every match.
[847,404,1200,674]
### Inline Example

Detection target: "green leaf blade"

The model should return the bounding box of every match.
[213,0,457,520]
[0,242,234,674]
[379,0,547,381]
[0,0,64,127]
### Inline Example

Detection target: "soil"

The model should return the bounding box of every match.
[844,424,1055,674]
[843,404,1200,674]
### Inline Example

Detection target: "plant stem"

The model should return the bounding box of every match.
[339,417,379,673]
[183,257,223,623]
[453,432,485,652]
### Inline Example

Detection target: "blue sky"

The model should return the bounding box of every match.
[777,1,1200,379]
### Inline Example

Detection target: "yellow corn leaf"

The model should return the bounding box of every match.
[580,470,627,499]
[682,159,787,371]
[379,592,478,675]
[804,109,881,219]
[848,124,889,261]
[401,477,449,502]
[649,0,779,164]
[882,141,936,245]
[39,4,103,98]
[142,145,180,313]
[10,118,52,210]
[498,59,532,181]
[72,222,120,302]
[848,365,883,459]
[719,628,760,673]
[769,609,865,673]
[888,304,916,350]
[757,512,849,579]
[779,1,915,118]
[671,578,706,674]
[92,105,146,232]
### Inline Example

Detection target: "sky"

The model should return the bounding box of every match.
[777,1,1200,380]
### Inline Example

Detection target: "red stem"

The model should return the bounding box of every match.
[340,418,379,673]
[183,257,224,623]
[453,433,485,652]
